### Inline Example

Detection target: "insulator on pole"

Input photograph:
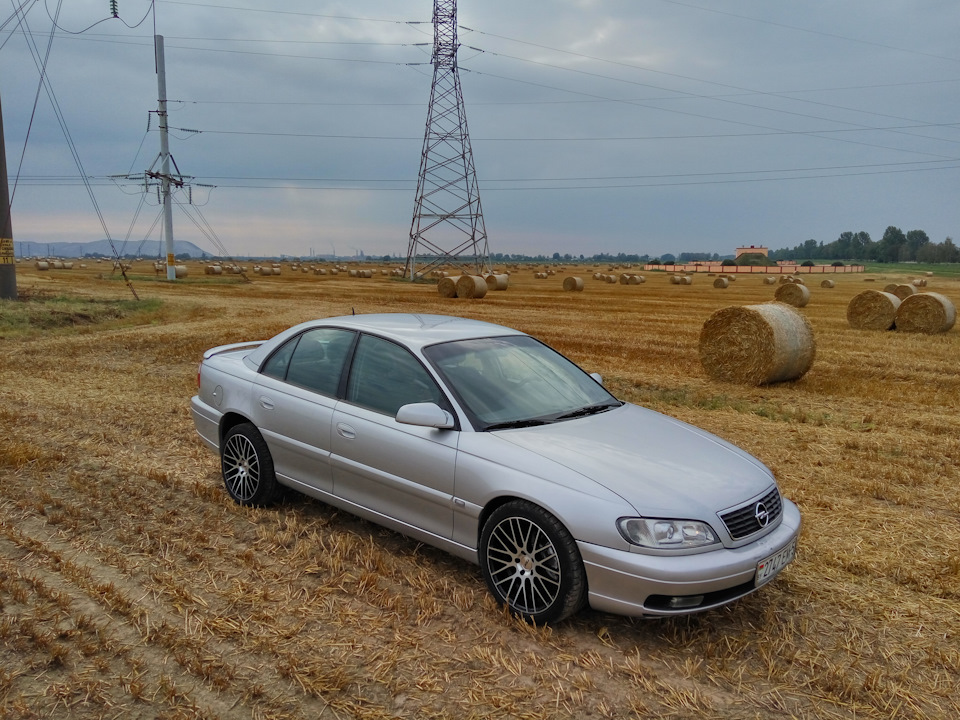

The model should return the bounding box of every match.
[109,0,118,18]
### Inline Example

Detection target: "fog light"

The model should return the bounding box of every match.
[667,595,704,609]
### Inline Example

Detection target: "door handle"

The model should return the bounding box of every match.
[259,396,274,410]
[336,422,356,439]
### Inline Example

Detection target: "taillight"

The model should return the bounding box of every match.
[197,363,202,388]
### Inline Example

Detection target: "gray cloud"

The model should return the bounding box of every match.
[4,0,958,259]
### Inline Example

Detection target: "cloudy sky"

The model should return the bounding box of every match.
[3,0,959,259]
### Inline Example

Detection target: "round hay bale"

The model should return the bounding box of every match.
[619,273,631,285]
[592,272,602,280]
[605,274,617,283]
[627,274,645,285]
[891,284,916,300]
[456,275,488,299]
[763,276,777,285]
[174,265,188,278]
[895,292,956,334]
[360,269,374,278]
[713,277,729,288]
[925,271,933,277]
[846,290,900,330]
[259,266,274,276]
[437,276,457,298]
[791,276,805,285]
[820,279,835,288]
[725,274,737,282]
[562,276,584,292]
[670,275,682,285]
[35,261,50,271]
[883,283,899,293]
[485,273,509,291]
[774,283,810,308]
[680,276,693,285]
[699,303,816,385]
[272,267,281,275]
[911,278,927,287]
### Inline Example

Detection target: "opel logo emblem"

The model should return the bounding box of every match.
[755,502,770,527]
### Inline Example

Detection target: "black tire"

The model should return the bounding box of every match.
[480,500,587,624]
[220,423,281,506]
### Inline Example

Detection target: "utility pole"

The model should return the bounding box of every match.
[152,35,178,280]
[406,0,490,280]
[0,93,17,300]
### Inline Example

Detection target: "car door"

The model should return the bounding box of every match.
[250,327,356,492]
[330,333,458,539]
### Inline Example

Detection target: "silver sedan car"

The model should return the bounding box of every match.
[191,313,800,623]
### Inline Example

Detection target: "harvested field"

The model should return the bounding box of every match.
[2,262,960,719]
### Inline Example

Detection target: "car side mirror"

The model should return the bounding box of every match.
[396,402,455,429]
[590,372,603,386]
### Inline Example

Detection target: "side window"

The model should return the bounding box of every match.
[346,335,445,417]
[283,328,356,396]
[261,335,300,381]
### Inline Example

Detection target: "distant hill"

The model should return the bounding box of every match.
[16,239,211,259]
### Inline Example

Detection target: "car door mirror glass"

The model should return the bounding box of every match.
[396,402,455,429]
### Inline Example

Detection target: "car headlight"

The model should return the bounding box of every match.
[617,517,719,549]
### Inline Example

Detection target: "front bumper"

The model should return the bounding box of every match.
[581,498,801,617]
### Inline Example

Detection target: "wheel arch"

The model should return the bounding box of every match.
[219,411,254,446]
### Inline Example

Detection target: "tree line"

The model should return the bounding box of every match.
[770,228,959,263]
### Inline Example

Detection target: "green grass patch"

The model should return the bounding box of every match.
[0,292,168,339]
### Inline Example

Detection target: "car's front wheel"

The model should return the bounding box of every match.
[480,500,586,623]
[220,423,280,506]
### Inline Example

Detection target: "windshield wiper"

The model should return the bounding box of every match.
[484,418,555,431]
[554,402,620,421]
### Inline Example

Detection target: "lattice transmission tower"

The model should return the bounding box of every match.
[406,0,490,279]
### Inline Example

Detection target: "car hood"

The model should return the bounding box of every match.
[492,404,775,519]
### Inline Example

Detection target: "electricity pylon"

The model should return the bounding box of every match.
[406,0,490,280]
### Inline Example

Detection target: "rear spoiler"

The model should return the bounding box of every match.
[202,341,264,360]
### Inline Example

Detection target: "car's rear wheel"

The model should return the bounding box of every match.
[221,423,280,506]
[480,500,586,623]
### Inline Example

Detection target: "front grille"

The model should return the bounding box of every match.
[720,487,782,540]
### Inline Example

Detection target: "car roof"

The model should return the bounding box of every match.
[246,313,524,366]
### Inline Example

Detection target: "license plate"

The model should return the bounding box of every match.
[755,539,797,587]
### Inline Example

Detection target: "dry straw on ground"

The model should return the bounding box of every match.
[2,262,959,720]
[894,291,957,333]
[846,289,901,330]
[773,282,811,307]
[699,302,816,385]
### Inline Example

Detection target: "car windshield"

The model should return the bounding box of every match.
[423,335,620,431]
